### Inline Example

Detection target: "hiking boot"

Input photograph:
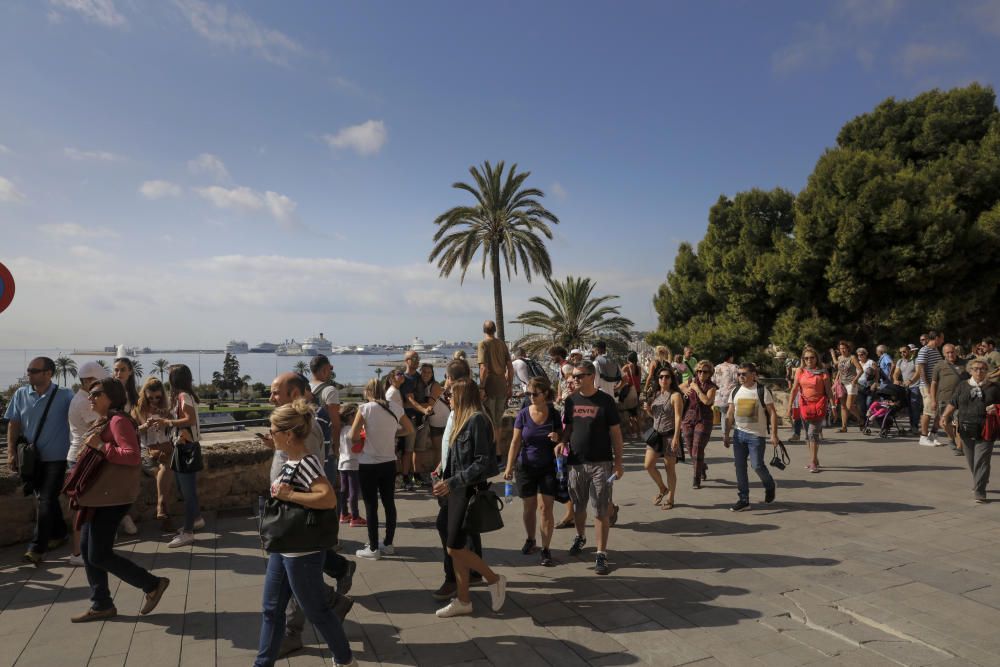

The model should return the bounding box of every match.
[569,535,587,556]
[595,552,610,575]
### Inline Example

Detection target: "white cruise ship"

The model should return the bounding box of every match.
[225,340,249,354]
[301,333,334,356]
[276,340,303,356]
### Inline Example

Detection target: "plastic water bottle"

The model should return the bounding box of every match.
[556,455,566,482]
[504,481,514,504]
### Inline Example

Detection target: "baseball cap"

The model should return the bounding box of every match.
[907,344,918,351]
[79,360,110,379]
[569,348,584,357]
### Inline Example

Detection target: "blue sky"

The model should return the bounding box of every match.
[2,0,998,349]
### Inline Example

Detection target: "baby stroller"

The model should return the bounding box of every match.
[863,385,908,437]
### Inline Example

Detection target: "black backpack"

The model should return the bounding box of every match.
[311,379,336,444]
[598,356,622,384]
[525,357,548,379]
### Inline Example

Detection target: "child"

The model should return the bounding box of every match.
[338,403,364,526]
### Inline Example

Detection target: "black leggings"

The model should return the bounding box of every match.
[358,461,397,548]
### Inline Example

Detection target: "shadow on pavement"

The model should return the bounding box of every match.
[629,516,779,537]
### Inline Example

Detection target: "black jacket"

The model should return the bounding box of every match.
[444,413,498,491]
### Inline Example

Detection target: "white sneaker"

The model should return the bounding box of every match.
[378,542,395,556]
[120,515,138,535]
[192,517,206,530]
[335,659,359,667]
[68,553,85,567]
[488,574,507,612]
[918,435,936,446]
[355,544,381,560]
[435,598,473,618]
[167,531,195,548]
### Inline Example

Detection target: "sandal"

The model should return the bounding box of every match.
[653,490,667,505]
[661,501,674,510]
[555,518,575,529]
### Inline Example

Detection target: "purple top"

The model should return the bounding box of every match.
[514,404,561,467]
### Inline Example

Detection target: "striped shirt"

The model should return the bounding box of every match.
[270,454,325,498]
[915,345,943,388]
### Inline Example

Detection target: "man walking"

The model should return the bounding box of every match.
[916,330,944,446]
[400,350,427,490]
[262,372,354,658]
[722,363,778,511]
[5,357,74,564]
[478,320,514,447]
[511,348,534,391]
[930,344,968,454]
[591,341,621,397]
[893,344,921,431]
[309,355,341,472]
[557,361,624,575]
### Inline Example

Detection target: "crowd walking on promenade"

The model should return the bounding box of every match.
[3,321,1000,666]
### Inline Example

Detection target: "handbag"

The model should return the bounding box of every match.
[462,486,504,534]
[618,384,639,411]
[147,440,175,464]
[17,385,60,488]
[643,426,661,447]
[769,440,790,470]
[799,396,827,421]
[258,497,340,553]
[170,441,204,473]
[982,408,1000,441]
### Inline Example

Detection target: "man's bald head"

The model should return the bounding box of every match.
[270,372,307,406]
[483,320,496,335]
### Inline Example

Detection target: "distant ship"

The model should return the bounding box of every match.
[428,340,477,358]
[301,333,334,356]
[276,340,303,356]
[226,340,249,354]
[250,342,278,353]
[409,337,428,352]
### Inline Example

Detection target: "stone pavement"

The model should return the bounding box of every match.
[2,428,1000,667]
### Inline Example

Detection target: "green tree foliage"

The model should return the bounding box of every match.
[652,84,1000,360]
[55,356,78,386]
[512,276,634,358]
[211,353,244,396]
[153,358,170,380]
[429,160,559,341]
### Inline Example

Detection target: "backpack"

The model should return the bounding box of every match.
[525,357,547,379]
[598,356,622,384]
[729,383,772,433]
[311,379,336,445]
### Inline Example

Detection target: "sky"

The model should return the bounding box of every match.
[2,0,999,350]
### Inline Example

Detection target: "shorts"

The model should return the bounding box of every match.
[841,381,858,396]
[920,386,936,417]
[413,423,432,452]
[441,486,476,550]
[938,403,957,426]
[805,420,823,442]
[515,463,558,498]
[399,430,417,454]
[482,395,506,430]
[568,461,614,519]
[647,430,678,458]
[429,426,446,438]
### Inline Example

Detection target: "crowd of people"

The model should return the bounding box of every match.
[4,324,999,667]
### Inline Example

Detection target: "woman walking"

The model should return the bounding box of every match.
[788,347,833,473]
[336,403,364,526]
[432,378,507,618]
[68,377,170,622]
[112,357,140,535]
[425,363,451,472]
[618,351,642,439]
[503,376,560,566]
[254,400,355,667]
[679,360,717,488]
[351,379,413,559]
[643,346,672,397]
[642,366,684,509]
[712,352,739,429]
[133,377,175,531]
[940,360,1000,504]
[832,341,864,431]
[151,364,204,548]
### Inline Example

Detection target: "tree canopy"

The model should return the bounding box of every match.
[652,84,1000,361]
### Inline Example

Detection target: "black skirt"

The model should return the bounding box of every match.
[440,485,476,550]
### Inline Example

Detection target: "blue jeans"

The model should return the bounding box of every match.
[31,460,68,553]
[81,504,160,611]
[255,551,352,666]
[174,471,200,531]
[732,430,775,503]
[907,386,922,430]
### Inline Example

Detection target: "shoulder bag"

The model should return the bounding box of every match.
[462,485,504,534]
[170,394,204,473]
[258,497,340,553]
[17,385,59,486]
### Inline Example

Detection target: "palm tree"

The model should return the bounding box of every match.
[153,358,170,380]
[132,361,144,379]
[511,276,635,357]
[54,356,78,386]
[293,361,308,375]
[429,160,559,341]
[96,359,108,369]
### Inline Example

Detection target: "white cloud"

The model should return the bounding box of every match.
[323,120,387,157]
[550,182,568,200]
[39,222,119,239]
[264,191,297,226]
[771,23,837,75]
[68,244,111,261]
[187,153,230,181]
[195,185,299,226]
[0,176,26,203]
[49,0,127,27]
[172,0,305,65]
[64,147,125,162]
[899,43,965,75]
[139,180,183,199]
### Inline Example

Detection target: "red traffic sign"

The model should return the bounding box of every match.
[0,262,14,314]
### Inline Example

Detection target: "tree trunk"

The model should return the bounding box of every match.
[491,247,505,341]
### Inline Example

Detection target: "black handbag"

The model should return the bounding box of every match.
[643,426,661,447]
[17,385,59,493]
[258,497,340,553]
[170,441,204,473]
[769,440,790,470]
[462,486,504,534]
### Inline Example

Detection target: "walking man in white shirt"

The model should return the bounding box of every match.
[722,363,779,512]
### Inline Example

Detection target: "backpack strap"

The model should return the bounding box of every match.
[375,401,399,423]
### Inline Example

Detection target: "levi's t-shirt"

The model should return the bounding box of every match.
[563,390,620,464]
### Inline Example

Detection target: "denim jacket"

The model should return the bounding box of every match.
[444,413,498,491]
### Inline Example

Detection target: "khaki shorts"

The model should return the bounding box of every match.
[920,386,936,417]
[569,461,614,519]
[482,395,506,430]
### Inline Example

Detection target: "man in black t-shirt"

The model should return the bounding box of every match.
[400,350,427,490]
[557,361,625,575]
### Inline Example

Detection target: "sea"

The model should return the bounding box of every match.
[0,349,425,391]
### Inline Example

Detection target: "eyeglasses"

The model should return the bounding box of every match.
[736,373,749,378]
[572,372,592,379]
[88,390,105,399]
[803,356,817,360]
[658,374,671,380]
[26,368,45,375]
[269,427,293,436]
[970,366,988,373]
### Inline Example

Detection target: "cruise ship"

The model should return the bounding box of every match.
[250,341,278,353]
[225,340,249,354]
[301,333,334,356]
[276,340,303,356]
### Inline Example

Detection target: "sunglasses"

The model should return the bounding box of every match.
[803,356,817,360]
[572,372,592,379]
[658,374,671,380]
[696,370,711,374]
[88,390,105,399]
[26,367,46,375]
[737,373,749,378]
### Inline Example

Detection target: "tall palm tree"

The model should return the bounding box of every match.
[54,356,78,386]
[131,360,144,379]
[153,358,170,380]
[96,359,108,369]
[293,361,308,375]
[429,160,559,341]
[511,276,635,357]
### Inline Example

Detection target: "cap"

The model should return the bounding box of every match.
[569,348,584,357]
[79,360,110,379]
[908,344,918,351]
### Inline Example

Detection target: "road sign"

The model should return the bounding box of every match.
[0,262,14,314]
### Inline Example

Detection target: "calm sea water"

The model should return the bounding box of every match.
[0,349,424,390]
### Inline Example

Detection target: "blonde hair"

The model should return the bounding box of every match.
[655,345,671,362]
[801,345,820,367]
[695,360,714,375]
[339,402,359,424]
[448,378,487,446]
[270,398,315,440]
[133,376,169,421]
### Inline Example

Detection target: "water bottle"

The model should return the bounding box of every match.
[504,481,514,504]
[556,455,566,481]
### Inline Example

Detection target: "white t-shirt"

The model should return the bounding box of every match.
[512,358,532,388]
[338,424,359,471]
[68,390,98,463]
[358,401,401,465]
[310,381,340,409]
[732,384,774,438]
[385,386,404,414]
[175,392,201,441]
[858,359,876,388]
[593,355,619,396]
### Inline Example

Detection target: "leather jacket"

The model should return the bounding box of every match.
[444,412,498,491]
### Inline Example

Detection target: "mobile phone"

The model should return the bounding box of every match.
[255,432,268,440]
